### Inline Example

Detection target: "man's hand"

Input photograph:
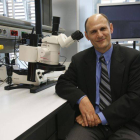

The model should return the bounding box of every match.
[79,96,100,127]
[76,114,101,127]
[76,115,86,127]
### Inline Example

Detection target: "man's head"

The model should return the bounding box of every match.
[85,14,113,53]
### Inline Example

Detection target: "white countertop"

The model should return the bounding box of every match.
[0,83,66,140]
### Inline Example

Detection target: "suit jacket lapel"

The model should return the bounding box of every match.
[110,45,125,101]
[83,47,96,106]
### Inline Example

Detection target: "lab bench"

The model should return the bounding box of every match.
[0,84,75,140]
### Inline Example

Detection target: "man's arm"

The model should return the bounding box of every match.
[56,56,85,107]
[56,56,99,127]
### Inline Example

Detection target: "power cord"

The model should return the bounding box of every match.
[0,56,10,64]
[0,77,8,86]
[60,55,67,65]
[15,54,28,68]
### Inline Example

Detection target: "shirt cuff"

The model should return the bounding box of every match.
[97,112,108,125]
[77,95,86,104]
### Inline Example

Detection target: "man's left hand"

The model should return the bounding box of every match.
[76,114,101,127]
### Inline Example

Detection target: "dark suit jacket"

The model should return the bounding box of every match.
[56,44,140,135]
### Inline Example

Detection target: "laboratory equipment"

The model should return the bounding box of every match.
[5,17,83,93]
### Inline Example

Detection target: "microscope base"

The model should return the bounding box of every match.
[4,81,56,93]
[30,81,57,93]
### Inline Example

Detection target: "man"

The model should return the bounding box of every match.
[56,14,140,140]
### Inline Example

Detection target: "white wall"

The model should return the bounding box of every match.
[78,0,94,51]
[52,0,78,62]
[52,0,98,66]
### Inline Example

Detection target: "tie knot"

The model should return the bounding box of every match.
[99,55,105,63]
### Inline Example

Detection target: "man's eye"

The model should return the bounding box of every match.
[91,31,96,34]
[101,28,106,31]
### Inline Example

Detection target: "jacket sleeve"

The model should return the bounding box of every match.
[55,56,85,107]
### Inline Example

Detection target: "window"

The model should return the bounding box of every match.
[7,0,25,19]
[0,0,35,23]
[101,0,111,3]
[26,0,35,23]
[111,0,126,2]
[101,0,138,3]
[0,1,4,16]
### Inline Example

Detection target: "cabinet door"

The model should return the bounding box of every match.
[57,103,75,139]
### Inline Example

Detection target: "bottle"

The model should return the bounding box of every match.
[0,45,4,50]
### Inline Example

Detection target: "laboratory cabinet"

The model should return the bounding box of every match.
[15,103,75,140]
[0,85,74,140]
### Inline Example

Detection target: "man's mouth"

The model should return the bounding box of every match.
[97,39,105,42]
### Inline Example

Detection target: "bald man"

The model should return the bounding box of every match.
[56,14,140,140]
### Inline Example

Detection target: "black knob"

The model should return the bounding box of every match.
[71,30,84,40]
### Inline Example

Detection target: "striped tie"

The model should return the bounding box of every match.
[99,55,112,110]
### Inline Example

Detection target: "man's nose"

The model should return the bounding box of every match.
[97,31,103,38]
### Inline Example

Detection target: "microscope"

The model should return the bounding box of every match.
[5,17,83,93]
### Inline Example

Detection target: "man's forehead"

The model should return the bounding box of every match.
[87,17,109,30]
[88,15,108,26]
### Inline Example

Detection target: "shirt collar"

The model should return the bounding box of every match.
[95,44,113,64]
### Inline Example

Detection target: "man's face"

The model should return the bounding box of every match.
[85,15,113,53]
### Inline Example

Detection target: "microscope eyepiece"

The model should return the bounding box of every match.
[71,30,84,40]
[52,16,60,35]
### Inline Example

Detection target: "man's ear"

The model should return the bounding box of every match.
[85,31,89,40]
[110,23,113,34]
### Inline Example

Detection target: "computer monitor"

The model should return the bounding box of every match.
[97,2,140,42]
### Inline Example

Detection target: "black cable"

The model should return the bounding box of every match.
[15,54,27,68]
[14,41,28,68]
[60,55,67,65]
[24,61,28,66]
[0,59,4,63]
[18,60,27,68]
[15,52,28,67]
[15,48,19,52]
[0,77,8,86]
[14,35,17,55]
[0,56,10,64]
[10,35,17,65]
[31,27,34,34]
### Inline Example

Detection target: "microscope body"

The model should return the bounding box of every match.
[19,33,75,65]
